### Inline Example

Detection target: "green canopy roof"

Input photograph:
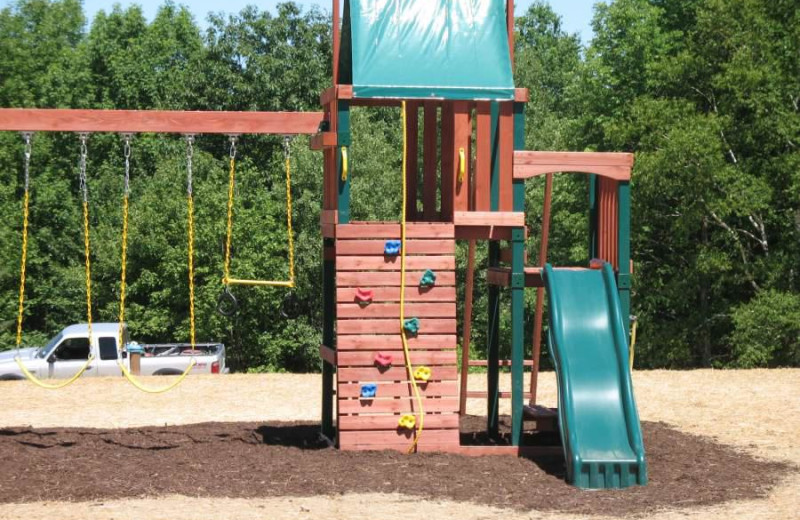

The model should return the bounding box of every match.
[338,0,515,101]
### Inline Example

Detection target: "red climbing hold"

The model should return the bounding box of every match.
[374,352,393,368]
[355,288,374,305]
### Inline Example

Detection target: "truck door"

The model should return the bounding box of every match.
[97,336,123,377]
[48,336,95,378]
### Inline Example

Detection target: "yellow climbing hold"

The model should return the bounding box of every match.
[398,414,416,430]
[413,366,432,382]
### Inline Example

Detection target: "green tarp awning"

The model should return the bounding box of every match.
[339,0,515,101]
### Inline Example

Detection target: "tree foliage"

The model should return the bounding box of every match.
[0,0,797,370]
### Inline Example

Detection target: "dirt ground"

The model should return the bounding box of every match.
[0,370,798,519]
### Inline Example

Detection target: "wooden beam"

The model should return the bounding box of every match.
[319,344,336,366]
[474,102,492,211]
[454,211,525,227]
[514,151,634,181]
[423,102,439,221]
[405,101,419,221]
[0,109,324,135]
[310,131,337,150]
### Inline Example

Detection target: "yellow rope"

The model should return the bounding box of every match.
[118,195,129,351]
[14,185,95,389]
[399,101,425,453]
[629,319,638,371]
[15,189,30,348]
[116,148,195,393]
[117,359,196,394]
[221,144,295,288]
[15,356,95,389]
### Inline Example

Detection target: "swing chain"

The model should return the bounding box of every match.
[122,133,133,196]
[229,135,238,159]
[185,134,195,195]
[78,133,89,203]
[22,132,32,191]
[283,135,290,160]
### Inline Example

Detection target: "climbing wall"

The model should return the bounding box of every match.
[334,222,460,452]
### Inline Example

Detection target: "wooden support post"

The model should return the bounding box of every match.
[507,0,515,66]
[452,102,472,213]
[475,103,492,211]
[459,240,476,415]
[510,226,525,446]
[440,103,455,220]
[510,102,525,445]
[405,102,419,221]
[618,180,632,339]
[337,101,351,224]
[321,238,336,440]
[333,0,340,83]
[589,174,598,258]
[498,103,514,211]
[423,102,439,221]
[529,173,551,405]
[487,242,500,436]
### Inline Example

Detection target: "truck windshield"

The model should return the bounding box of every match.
[37,332,64,358]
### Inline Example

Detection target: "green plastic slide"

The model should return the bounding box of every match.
[542,263,648,489]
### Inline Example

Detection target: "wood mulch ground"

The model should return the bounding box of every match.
[0,417,790,516]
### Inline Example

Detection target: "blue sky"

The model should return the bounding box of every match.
[2,1,598,42]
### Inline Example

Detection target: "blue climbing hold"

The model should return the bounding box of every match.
[360,383,377,398]
[404,317,420,336]
[419,269,436,287]
[384,240,402,255]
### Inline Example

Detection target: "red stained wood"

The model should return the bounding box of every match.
[336,286,456,303]
[337,365,457,382]
[514,88,530,102]
[320,209,339,225]
[337,318,456,335]
[452,102,472,213]
[474,102,492,211]
[423,102,439,221]
[309,131,337,150]
[319,344,336,366]
[507,0,515,65]
[486,266,544,287]
[0,109,324,135]
[321,224,336,238]
[453,211,525,227]
[338,397,460,415]
[513,151,634,181]
[498,103,514,211]
[335,223,454,239]
[335,239,454,256]
[459,240,476,415]
[337,302,456,319]
[466,390,533,399]
[455,225,523,241]
[440,103,455,220]
[337,413,459,430]
[335,271,456,287]
[336,335,457,350]
[597,177,619,269]
[337,350,455,367]
[335,255,455,271]
[338,428,459,448]
[405,101,419,221]
[468,359,534,367]
[332,1,340,82]
[337,381,459,399]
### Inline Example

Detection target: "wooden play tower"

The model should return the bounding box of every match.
[314,0,633,453]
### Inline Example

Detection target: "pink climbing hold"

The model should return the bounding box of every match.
[374,352,393,368]
[355,288,374,305]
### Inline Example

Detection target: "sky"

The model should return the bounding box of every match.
[2,0,598,42]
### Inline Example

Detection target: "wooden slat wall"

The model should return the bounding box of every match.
[335,222,459,451]
[597,177,619,269]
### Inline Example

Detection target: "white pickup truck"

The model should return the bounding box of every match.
[0,323,227,381]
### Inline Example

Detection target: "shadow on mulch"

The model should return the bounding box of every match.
[0,418,792,516]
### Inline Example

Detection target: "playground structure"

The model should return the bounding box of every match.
[0,0,646,489]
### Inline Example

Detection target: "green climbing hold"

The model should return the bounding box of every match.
[419,269,436,288]
[404,318,420,335]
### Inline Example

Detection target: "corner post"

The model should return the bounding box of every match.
[486,101,501,435]
[321,239,336,441]
[618,180,631,339]
[337,101,351,224]
[510,101,526,446]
